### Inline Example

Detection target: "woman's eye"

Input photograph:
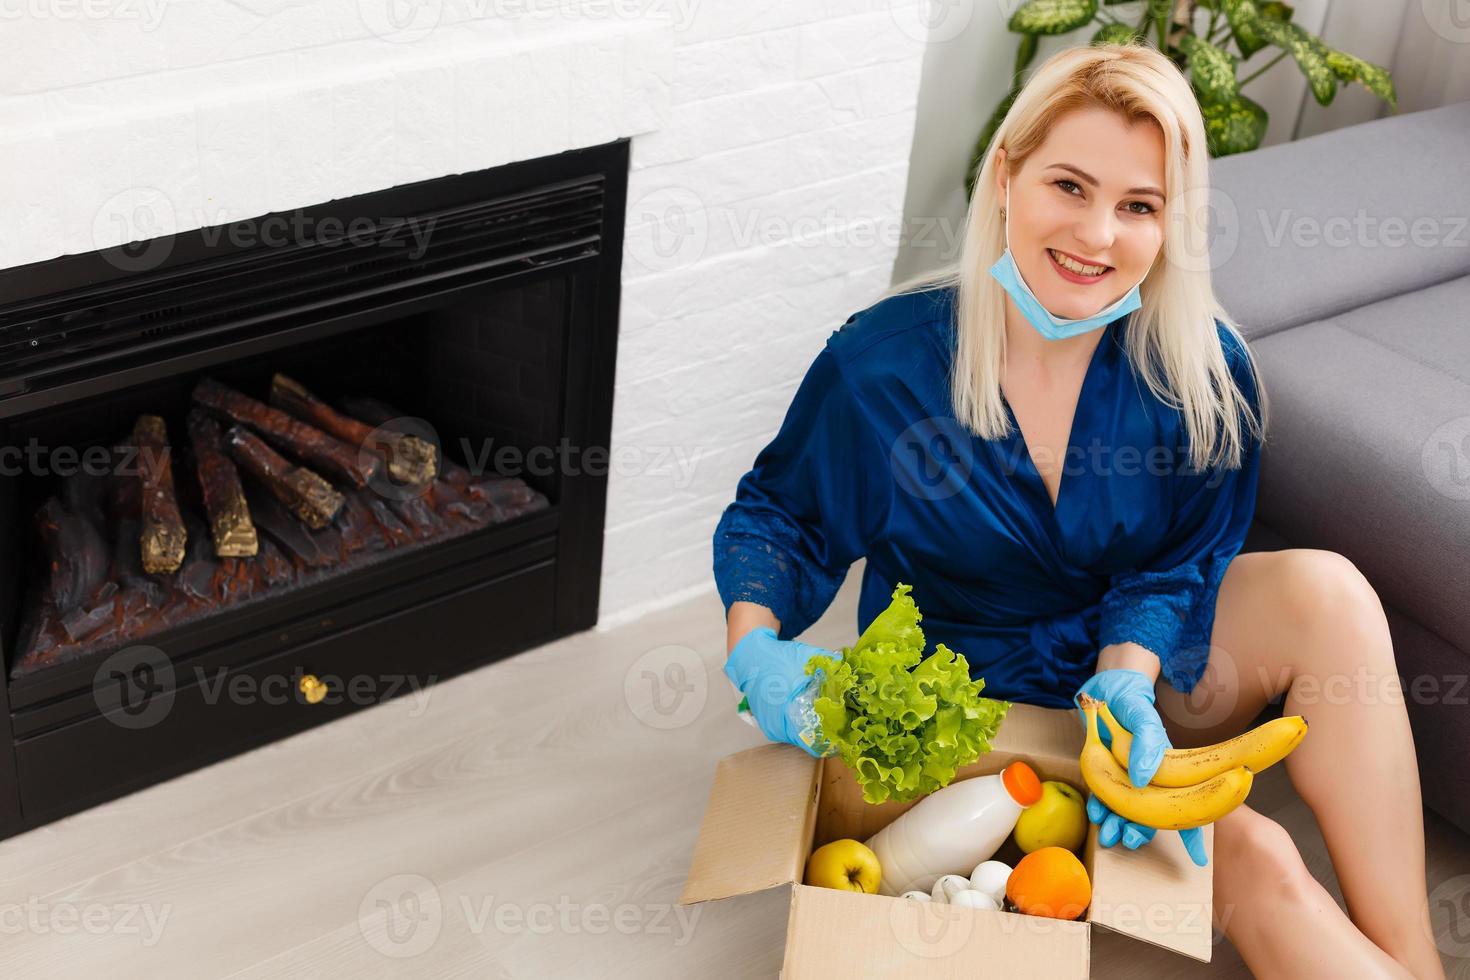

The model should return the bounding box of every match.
[1054,179,1156,215]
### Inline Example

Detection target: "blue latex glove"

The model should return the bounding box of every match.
[724,626,840,757]
[1073,669,1208,868]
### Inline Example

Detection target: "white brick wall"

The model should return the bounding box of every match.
[0,0,930,631]
[605,4,928,628]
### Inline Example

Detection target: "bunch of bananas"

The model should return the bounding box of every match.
[1077,694,1308,831]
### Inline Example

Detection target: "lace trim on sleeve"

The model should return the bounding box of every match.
[712,505,847,641]
[1098,557,1231,695]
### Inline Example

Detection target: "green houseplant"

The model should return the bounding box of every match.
[968,0,1397,200]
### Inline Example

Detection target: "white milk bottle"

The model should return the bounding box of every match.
[866,761,1043,897]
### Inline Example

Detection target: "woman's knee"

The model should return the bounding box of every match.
[1272,549,1399,693]
[1214,805,1321,916]
[1275,549,1383,633]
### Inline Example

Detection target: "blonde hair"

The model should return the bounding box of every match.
[886,42,1267,472]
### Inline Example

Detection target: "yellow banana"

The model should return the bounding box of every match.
[1078,694,1252,831]
[1098,700,1308,788]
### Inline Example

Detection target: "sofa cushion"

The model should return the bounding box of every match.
[1250,272,1470,650]
[1208,100,1470,342]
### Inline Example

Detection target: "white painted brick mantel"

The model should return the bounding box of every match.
[0,0,931,631]
[0,9,673,266]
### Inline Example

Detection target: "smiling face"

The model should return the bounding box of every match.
[995,107,1168,320]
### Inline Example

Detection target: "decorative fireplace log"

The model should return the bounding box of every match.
[35,496,109,614]
[104,465,167,610]
[249,489,337,568]
[177,512,220,603]
[59,584,115,643]
[337,395,518,489]
[132,414,188,574]
[254,537,297,588]
[269,373,438,487]
[223,425,344,529]
[365,497,415,547]
[385,493,446,539]
[14,419,553,677]
[336,394,548,518]
[337,395,481,488]
[111,515,157,595]
[16,378,552,681]
[333,495,388,558]
[193,377,380,489]
[186,409,259,558]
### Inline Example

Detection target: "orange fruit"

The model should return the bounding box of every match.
[1005,846,1091,920]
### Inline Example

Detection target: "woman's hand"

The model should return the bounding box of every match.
[1073,668,1208,867]
[724,626,840,757]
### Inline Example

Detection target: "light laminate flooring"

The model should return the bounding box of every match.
[3,562,1468,978]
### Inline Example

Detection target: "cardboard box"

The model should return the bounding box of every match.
[679,702,1214,977]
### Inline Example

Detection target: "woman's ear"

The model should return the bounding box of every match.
[994,148,1008,202]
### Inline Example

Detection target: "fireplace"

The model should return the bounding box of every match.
[0,140,627,839]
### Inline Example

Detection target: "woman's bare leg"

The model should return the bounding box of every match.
[1213,803,1415,979]
[1156,549,1444,979]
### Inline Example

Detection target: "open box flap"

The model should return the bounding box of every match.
[986,701,1086,781]
[679,743,821,906]
[1086,819,1215,963]
[783,884,1090,979]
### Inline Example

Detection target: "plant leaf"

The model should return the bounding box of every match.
[1255,17,1337,105]
[1092,22,1145,45]
[1015,31,1039,80]
[1323,48,1397,110]
[1219,0,1269,60]
[1201,93,1268,155]
[1008,0,1099,35]
[1180,33,1240,105]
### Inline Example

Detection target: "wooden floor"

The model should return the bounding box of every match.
[3,562,1469,978]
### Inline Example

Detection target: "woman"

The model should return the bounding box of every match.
[713,43,1442,979]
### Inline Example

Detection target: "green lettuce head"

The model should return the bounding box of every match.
[805,583,1011,805]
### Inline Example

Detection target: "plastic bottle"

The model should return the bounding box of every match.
[864,760,1043,897]
[735,674,835,757]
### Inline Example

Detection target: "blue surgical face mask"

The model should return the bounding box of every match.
[988,184,1146,341]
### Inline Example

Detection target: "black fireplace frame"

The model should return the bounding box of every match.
[0,139,628,839]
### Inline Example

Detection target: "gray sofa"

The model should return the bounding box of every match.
[1208,100,1470,836]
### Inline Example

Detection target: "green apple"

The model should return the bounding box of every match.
[1013,780,1088,854]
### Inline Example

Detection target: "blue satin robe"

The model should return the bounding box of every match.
[711,285,1263,709]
